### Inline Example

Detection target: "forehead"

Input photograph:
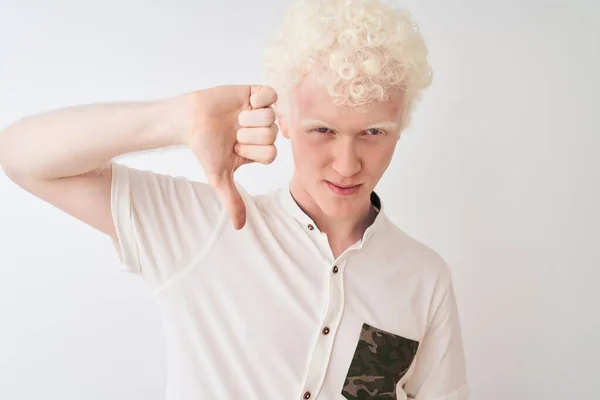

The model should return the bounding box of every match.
[289,76,403,127]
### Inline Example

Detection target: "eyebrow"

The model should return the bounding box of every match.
[299,119,400,131]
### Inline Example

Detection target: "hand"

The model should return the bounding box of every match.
[185,85,278,230]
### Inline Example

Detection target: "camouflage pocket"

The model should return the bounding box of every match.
[341,323,419,400]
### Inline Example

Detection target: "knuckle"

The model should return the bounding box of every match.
[257,108,274,125]
[262,127,275,144]
[264,107,276,124]
[264,145,277,163]
[270,124,279,141]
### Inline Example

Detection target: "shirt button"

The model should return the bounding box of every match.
[307,224,314,231]
[332,266,339,273]
[322,327,330,335]
[303,391,311,399]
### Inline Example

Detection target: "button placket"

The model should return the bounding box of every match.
[299,258,348,399]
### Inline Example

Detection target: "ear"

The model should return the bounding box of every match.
[274,102,290,139]
[278,117,290,139]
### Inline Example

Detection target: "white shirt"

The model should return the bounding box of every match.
[110,161,470,400]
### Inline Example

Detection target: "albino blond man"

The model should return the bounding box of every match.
[0,1,470,399]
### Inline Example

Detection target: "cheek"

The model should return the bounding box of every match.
[292,133,328,165]
[363,142,396,172]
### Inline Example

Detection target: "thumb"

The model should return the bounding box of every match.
[249,85,278,109]
[211,172,246,230]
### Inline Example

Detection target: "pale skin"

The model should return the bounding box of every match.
[280,76,403,256]
[0,85,277,246]
[0,78,403,259]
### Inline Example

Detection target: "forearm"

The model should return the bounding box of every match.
[0,95,188,180]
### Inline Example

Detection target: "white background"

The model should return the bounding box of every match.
[1,0,599,399]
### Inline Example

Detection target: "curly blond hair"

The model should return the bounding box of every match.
[261,0,433,131]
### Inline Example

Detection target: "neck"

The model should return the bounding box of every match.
[289,178,378,243]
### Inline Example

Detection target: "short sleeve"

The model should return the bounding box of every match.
[404,272,470,400]
[110,160,225,288]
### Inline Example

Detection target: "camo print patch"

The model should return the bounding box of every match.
[342,323,419,400]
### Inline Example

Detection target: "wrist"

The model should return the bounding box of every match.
[153,94,191,147]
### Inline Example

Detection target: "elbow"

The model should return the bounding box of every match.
[0,122,27,182]
[0,128,14,176]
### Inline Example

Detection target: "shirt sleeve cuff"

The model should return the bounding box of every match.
[110,161,142,274]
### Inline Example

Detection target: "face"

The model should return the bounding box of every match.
[277,76,404,220]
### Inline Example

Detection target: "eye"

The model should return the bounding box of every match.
[365,128,384,136]
[314,127,331,134]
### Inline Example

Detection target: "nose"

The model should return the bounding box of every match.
[332,138,361,178]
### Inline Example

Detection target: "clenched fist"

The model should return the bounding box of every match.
[183,85,278,230]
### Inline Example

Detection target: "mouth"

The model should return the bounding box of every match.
[325,181,362,196]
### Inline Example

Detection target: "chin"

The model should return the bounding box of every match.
[315,185,364,217]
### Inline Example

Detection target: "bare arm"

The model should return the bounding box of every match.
[0,97,187,180]
[0,85,277,241]
[0,95,188,239]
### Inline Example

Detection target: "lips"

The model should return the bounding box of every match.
[328,182,360,189]
[325,181,362,196]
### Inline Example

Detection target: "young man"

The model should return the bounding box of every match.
[0,0,469,399]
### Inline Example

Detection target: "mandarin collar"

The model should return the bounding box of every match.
[278,181,385,242]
